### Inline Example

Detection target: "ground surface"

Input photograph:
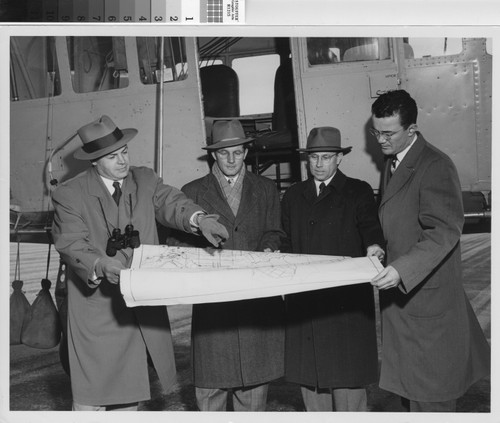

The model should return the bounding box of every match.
[9,233,491,412]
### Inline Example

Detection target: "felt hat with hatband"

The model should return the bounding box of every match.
[73,115,138,160]
[297,126,352,154]
[203,120,254,151]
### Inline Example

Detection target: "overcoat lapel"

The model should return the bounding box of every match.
[87,166,110,201]
[328,171,347,199]
[302,179,318,204]
[301,171,347,204]
[199,174,235,222]
[381,157,392,195]
[380,135,425,208]
[235,176,258,225]
[86,167,119,231]
[120,173,139,226]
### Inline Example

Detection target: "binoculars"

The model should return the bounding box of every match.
[106,224,141,257]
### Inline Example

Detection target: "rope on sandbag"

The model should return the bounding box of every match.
[10,234,31,345]
[45,235,52,280]
[20,235,62,349]
[14,235,21,281]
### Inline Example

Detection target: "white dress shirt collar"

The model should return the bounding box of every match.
[314,173,335,195]
[227,174,239,185]
[100,176,123,195]
[394,133,418,169]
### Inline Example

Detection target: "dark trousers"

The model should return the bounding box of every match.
[402,398,457,412]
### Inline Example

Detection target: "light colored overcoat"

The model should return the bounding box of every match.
[378,134,490,402]
[170,171,285,388]
[51,166,202,406]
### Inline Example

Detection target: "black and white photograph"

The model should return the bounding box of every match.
[2,2,497,423]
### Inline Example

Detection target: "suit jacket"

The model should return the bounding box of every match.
[378,134,490,401]
[169,171,285,388]
[51,166,202,405]
[281,170,384,388]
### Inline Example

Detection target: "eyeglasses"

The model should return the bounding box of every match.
[369,127,404,141]
[308,153,338,164]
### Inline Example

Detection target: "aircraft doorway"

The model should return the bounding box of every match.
[197,37,301,192]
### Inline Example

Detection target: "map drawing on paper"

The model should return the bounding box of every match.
[120,245,384,307]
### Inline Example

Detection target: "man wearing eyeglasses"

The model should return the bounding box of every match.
[168,119,285,411]
[280,126,385,411]
[370,89,489,412]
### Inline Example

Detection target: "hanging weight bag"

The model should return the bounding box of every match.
[10,238,30,345]
[21,243,61,349]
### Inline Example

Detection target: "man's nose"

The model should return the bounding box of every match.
[227,153,235,163]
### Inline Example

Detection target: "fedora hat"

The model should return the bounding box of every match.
[74,115,138,160]
[298,126,352,154]
[203,120,253,151]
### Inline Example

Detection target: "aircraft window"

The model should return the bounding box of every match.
[137,37,188,84]
[306,38,391,65]
[231,54,280,115]
[10,36,61,101]
[67,37,129,93]
[406,38,463,58]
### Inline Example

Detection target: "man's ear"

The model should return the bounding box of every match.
[336,152,343,165]
[408,124,418,136]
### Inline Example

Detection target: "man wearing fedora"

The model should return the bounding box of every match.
[280,126,384,411]
[168,119,285,411]
[51,115,228,411]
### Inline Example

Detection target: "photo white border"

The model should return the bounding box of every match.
[1,4,498,422]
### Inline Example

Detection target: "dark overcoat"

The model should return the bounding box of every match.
[51,166,202,406]
[171,171,285,388]
[281,170,384,388]
[378,134,490,402]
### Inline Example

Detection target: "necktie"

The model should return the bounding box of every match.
[390,157,398,175]
[112,181,122,205]
[319,182,326,196]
